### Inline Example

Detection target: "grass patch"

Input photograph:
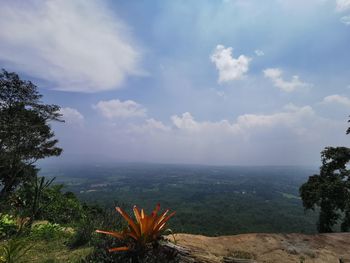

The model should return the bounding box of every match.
[1,237,92,263]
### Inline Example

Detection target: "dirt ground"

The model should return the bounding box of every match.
[174,232,350,263]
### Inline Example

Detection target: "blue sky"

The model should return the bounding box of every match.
[1,0,350,165]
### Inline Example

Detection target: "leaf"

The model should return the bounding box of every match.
[154,211,176,232]
[116,207,140,237]
[95,230,124,239]
[133,206,142,225]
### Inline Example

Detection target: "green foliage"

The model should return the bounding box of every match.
[67,219,95,249]
[15,176,55,226]
[1,236,92,262]
[43,187,84,224]
[0,70,62,203]
[31,222,67,241]
[67,205,124,249]
[0,214,17,239]
[300,147,350,233]
[0,239,32,263]
[59,165,318,236]
[13,178,84,225]
[0,69,62,201]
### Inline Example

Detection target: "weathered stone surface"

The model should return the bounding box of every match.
[167,233,350,263]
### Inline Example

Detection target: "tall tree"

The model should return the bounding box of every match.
[300,147,350,232]
[0,69,62,200]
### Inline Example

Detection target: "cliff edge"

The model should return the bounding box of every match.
[172,232,350,262]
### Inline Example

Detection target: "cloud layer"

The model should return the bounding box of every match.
[211,45,251,83]
[93,99,147,119]
[254,49,265,56]
[322,94,350,107]
[263,68,311,92]
[64,102,345,165]
[59,107,84,125]
[2,1,349,166]
[340,15,350,25]
[0,0,142,92]
[336,0,350,12]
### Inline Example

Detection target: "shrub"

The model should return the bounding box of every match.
[43,187,85,224]
[67,219,95,249]
[31,222,66,240]
[67,205,124,249]
[0,214,17,239]
[16,180,84,225]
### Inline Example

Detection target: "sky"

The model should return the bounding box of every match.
[1,0,350,166]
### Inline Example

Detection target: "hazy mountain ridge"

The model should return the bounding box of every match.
[40,164,319,235]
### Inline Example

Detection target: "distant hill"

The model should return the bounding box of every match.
[39,163,321,235]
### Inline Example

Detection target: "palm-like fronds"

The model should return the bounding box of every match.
[96,204,175,252]
[0,239,32,263]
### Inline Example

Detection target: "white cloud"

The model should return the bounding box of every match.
[57,102,347,165]
[93,99,147,119]
[168,104,314,135]
[130,118,171,133]
[171,112,239,133]
[263,68,311,92]
[0,0,142,93]
[322,94,350,107]
[114,104,332,164]
[336,0,350,12]
[210,45,251,83]
[172,112,200,131]
[59,107,84,125]
[236,104,314,130]
[340,15,350,25]
[254,49,265,56]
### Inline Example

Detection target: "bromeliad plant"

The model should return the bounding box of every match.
[96,204,175,252]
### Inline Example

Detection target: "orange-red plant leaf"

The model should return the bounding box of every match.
[95,230,125,239]
[154,211,176,232]
[133,205,142,225]
[116,207,140,237]
[151,203,160,219]
[153,210,169,229]
[126,231,138,240]
[96,204,175,253]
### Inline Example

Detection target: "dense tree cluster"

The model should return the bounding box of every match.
[0,69,62,202]
[300,147,350,232]
[300,116,350,233]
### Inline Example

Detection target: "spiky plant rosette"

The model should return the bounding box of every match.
[96,204,176,252]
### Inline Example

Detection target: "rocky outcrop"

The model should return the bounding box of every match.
[169,233,350,263]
